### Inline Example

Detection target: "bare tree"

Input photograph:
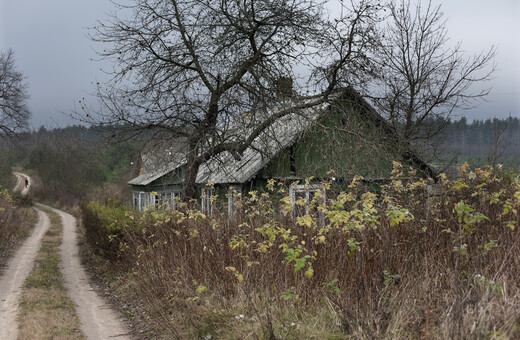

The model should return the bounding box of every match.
[0,49,31,136]
[80,0,382,199]
[370,0,495,155]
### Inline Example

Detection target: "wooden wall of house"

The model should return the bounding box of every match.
[260,102,400,181]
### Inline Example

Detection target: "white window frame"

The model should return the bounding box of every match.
[170,191,181,209]
[139,192,148,211]
[227,185,240,218]
[133,190,181,211]
[201,187,214,216]
[133,191,139,209]
[153,191,181,210]
[289,184,326,226]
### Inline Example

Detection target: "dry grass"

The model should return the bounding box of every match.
[82,164,520,339]
[0,188,36,273]
[17,210,86,340]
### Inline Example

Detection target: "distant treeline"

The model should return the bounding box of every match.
[439,116,520,167]
[0,125,140,205]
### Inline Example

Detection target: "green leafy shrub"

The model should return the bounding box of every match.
[81,200,133,260]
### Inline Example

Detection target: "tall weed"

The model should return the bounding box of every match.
[83,164,520,339]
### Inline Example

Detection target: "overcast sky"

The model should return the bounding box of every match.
[1,0,519,129]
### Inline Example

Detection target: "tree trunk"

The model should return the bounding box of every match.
[181,96,219,201]
[182,154,202,202]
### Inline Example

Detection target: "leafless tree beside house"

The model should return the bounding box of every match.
[0,49,31,137]
[78,0,495,199]
[369,0,495,161]
[79,0,383,199]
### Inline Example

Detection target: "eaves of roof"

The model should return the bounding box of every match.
[127,158,185,186]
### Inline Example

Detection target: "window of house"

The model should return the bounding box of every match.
[134,191,181,211]
[154,192,163,208]
[139,192,148,211]
[201,187,214,216]
[171,191,181,209]
[289,184,326,226]
[227,185,240,218]
[133,192,139,209]
[153,191,182,210]
[155,192,171,209]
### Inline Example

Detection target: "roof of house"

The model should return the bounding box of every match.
[196,104,327,184]
[128,99,328,186]
[128,156,186,186]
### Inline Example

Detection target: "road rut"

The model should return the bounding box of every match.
[2,172,131,339]
[0,209,49,340]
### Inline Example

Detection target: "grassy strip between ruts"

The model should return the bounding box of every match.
[17,208,86,340]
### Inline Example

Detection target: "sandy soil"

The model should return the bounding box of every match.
[38,203,132,340]
[0,209,49,340]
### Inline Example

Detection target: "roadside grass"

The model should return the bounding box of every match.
[81,164,520,339]
[0,188,36,273]
[17,209,86,340]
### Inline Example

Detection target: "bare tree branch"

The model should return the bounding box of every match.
[0,49,31,137]
[370,0,496,154]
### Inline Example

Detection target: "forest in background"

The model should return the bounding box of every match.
[440,116,520,167]
[0,125,140,206]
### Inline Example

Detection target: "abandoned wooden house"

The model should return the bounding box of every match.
[128,88,435,213]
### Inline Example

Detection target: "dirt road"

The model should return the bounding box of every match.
[0,209,49,340]
[1,172,131,339]
[38,204,132,340]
